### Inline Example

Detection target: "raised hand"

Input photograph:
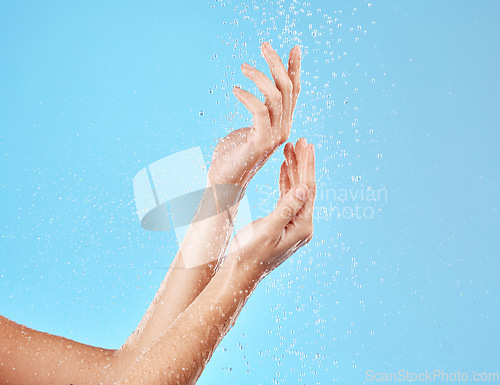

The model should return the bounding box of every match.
[208,42,301,188]
[116,139,316,385]
[226,138,316,275]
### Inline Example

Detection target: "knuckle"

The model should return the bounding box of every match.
[280,205,294,218]
[255,103,269,117]
[269,90,282,106]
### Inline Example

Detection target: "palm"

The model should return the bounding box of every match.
[207,42,301,189]
[228,139,316,274]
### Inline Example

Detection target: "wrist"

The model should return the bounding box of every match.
[205,179,247,215]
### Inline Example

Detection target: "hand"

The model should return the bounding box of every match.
[208,42,302,188]
[227,138,316,276]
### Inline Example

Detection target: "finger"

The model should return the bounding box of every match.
[303,144,316,191]
[279,161,291,198]
[262,42,293,141]
[269,184,309,229]
[240,63,282,143]
[288,45,301,114]
[289,143,315,244]
[294,137,308,180]
[302,144,316,214]
[233,86,272,136]
[284,143,299,186]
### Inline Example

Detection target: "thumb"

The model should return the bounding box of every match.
[268,184,309,229]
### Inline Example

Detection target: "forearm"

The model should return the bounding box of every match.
[0,200,239,385]
[116,184,241,369]
[117,257,262,384]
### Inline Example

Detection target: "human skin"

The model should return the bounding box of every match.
[117,140,316,384]
[110,41,302,378]
[0,42,304,384]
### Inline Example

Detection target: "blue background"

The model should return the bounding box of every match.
[0,0,498,383]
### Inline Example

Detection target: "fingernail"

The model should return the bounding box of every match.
[233,87,240,94]
[295,185,308,201]
[241,63,251,73]
[262,41,272,53]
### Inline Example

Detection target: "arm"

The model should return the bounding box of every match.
[113,42,302,372]
[117,140,316,384]
[0,42,302,384]
[0,315,115,385]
